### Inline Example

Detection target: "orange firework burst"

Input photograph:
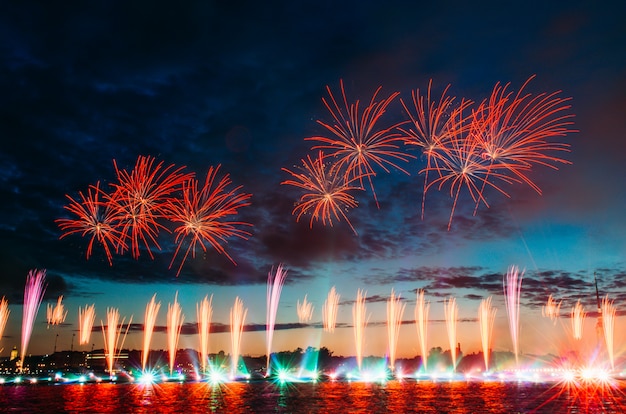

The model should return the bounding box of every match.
[166,165,252,276]
[424,104,517,229]
[281,151,365,235]
[108,155,194,259]
[399,80,473,218]
[56,181,127,265]
[306,80,413,207]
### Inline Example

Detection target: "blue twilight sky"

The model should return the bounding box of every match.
[0,1,625,358]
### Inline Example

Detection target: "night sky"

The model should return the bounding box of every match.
[1,1,625,358]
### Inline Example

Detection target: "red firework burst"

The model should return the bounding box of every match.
[108,155,194,259]
[473,75,575,194]
[281,151,366,235]
[424,105,518,230]
[398,80,473,218]
[305,80,413,207]
[56,182,127,265]
[166,165,252,277]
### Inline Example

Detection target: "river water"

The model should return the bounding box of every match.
[0,380,623,413]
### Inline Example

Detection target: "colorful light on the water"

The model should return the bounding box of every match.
[0,297,9,342]
[444,297,458,370]
[101,307,132,375]
[297,294,314,323]
[353,289,369,371]
[541,294,561,324]
[46,296,68,327]
[230,296,247,378]
[478,296,497,371]
[601,295,616,370]
[571,300,586,341]
[266,264,287,373]
[503,265,523,366]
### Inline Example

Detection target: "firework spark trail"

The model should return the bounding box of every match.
[230,296,247,378]
[166,165,252,276]
[21,269,47,371]
[444,297,458,371]
[109,155,193,260]
[197,295,213,373]
[399,81,472,219]
[281,151,365,235]
[101,308,132,375]
[266,264,288,373]
[352,289,370,371]
[78,304,96,346]
[142,294,161,371]
[571,300,586,341]
[541,294,562,324]
[297,295,314,323]
[305,80,413,208]
[478,296,497,371]
[415,289,429,371]
[425,104,517,230]
[0,297,9,341]
[386,289,406,372]
[473,76,574,193]
[601,295,616,370]
[56,182,127,265]
[503,265,524,366]
[46,296,68,327]
[167,292,184,375]
[323,287,340,332]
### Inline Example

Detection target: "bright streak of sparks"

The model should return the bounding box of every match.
[353,289,370,371]
[323,287,340,332]
[571,300,586,341]
[415,289,430,371]
[78,304,96,346]
[478,296,497,371]
[601,295,616,370]
[444,297,458,370]
[0,297,9,341]
[266,264,288,373]
[197,295,213,373]
[46,296,68,327]
[21,269,47,372]
[101,308,132,375]
[167,292,184,375]
[297,295,314,323]
[230,296,247,378]
[503,265,524,366]
[541,294,562,324]
[386,289,406,372]
[142,294,161,371]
